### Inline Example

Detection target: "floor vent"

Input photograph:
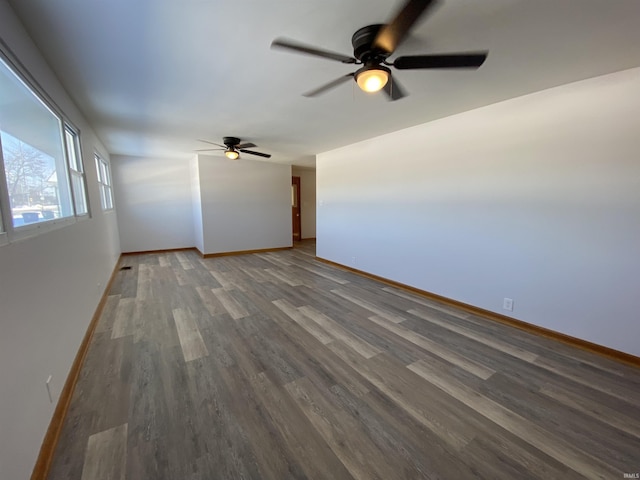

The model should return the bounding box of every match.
[119,266,132,271]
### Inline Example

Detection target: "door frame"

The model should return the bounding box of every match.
[292,176,301,242]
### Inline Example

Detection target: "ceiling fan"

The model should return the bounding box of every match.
[271,0,488,101]
[196,137,271,160]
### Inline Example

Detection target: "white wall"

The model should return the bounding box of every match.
[0,1,121,478]
[293,166,317,239]
[197,154,292,254]
[317,68,640,357]
[112,155,194,252]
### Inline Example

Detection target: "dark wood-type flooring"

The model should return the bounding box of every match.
[47,242,640,479]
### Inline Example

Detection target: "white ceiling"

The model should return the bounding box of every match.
[7,0,640,167]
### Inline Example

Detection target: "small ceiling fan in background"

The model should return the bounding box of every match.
[196,137,271,159]
[271,0,488,100]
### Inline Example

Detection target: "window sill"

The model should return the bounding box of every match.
[5,216,76,244]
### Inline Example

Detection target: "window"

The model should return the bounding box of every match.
[95,153,113,210]
[0,54,78,237]
[64,126,88,216]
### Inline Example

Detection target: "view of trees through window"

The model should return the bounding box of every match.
[0,131,61,226]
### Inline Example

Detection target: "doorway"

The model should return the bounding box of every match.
[292,176,301,242]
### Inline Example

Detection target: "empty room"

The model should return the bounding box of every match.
[1,0,639,479]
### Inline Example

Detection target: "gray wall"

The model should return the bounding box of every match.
[317,67,640,357]
[0,1,121,478]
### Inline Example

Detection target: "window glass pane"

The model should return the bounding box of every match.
[64,126,88,215]
[95,153,114,211]
[95,155,101,182]
[106,187,113,209]
[101,161,109,185]
[71,172,87,214]
[65,128,79,171]
[0,57,73,228]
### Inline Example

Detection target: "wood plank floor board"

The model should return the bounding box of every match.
[266,307,374,399]
[255,252,291,267]
[327,382,481,480]
[128,344,206,479]
[293,263,351,285]
[210,361,309,480]
[182,358,259,478]
[193,285,228,317]
[172,308,209,362]
[284,376,400,480]
[211,287,250,319]
[80,423,128,480]
[182,262,216,288]
[341,312,429,366]
[532,355,640,402]
[276,284,326,308]
[407,359,622,480]
[299,305,381,359]
[479,372,640,469]
[539,382,640,438]
[110,264,138,298]
[273,298,335,345]
[226,287,265,317]
[297,285,392,327]
[459,435,580,480]
[47,242,640,480]
[368,314,496,379]
[331,286,410,323]
[70,333,132,434]
[453,334,640,422]
[46,410,100,480]
[94,294,121,334]
[240,266,272,284]
[327,342,478,451]
[250,372,354,480]
[234,313,307,386]
[409,307,540,363]
[195,312,325,479]
[417,303,636,380]
[112,297,136,339]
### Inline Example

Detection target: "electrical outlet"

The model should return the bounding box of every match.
[503,298,514,312]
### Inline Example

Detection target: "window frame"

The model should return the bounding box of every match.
[95,152,114,211]
[0,45,87,244]
[64,124,90,218]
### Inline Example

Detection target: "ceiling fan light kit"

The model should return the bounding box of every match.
[355,64,390,93]
[225,149,239,160]
[271,0,488,101]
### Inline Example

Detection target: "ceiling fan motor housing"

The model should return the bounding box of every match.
[223,136,241,147]
[352,24,388,62]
